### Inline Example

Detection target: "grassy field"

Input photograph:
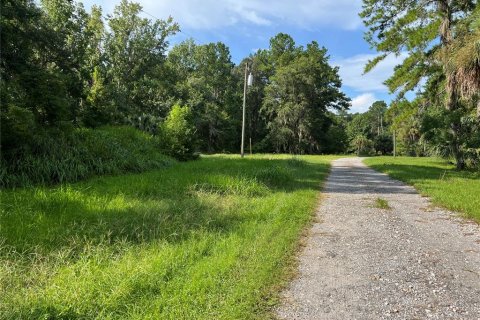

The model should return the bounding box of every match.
[0,154,338,319]
[364,157,480,223]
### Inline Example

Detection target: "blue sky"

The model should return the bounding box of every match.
[82,0,406,113]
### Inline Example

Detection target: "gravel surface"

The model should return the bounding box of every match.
[277,157,480,320]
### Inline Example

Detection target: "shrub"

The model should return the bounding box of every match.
[0,105,36,150]
[373,133,393,155]
[158,105,198,161]
[350,134,374,156]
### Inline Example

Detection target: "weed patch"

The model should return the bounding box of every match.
[373,198,391,210]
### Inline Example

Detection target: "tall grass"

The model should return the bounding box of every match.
[0,155,338,319]
[0,126,174,188]
[364,156,480,222]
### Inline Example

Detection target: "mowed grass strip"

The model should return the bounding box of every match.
[364,156,480,223]
[0,155,337,319]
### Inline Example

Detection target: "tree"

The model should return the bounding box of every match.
[322,113,349,154]
[369,101,388,136]
[352,134,373,156]
[442,5,480,116]
[81,5,109,127]
[1,0,70,151]
[386,99,429,156]
[262,36,349,153]
[166,40,239,152]
[361,0,479,168]
[345,101,393,155]
[234,50,276,152]
[41,0,93,122]
[105,0,179,123]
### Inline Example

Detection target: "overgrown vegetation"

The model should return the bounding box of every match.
[0,155,337,319]
[364,157,480,223]
[1,0,349,174]
[3,0,478,183]
[0,126,174,188]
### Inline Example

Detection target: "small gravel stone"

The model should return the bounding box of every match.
[276,157,480,320]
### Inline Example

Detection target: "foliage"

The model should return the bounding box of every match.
[361,0,480,169]
[387,97,480,165]
[0,0,70,131]
[345,100,392,155]
[387,99,425,156]
[351,134,374,156]
[0,155,338,319]
[321,114,349,154]
[0,105,36,150]
[441,4,480,115]
[0,126,174,188]
[373,198,391,210]
[105,0,179,124]
[421,103,480,168]
[374,133,394,155]
[158,105,198,161]
[261,36,350,154]
[1,0,352,171]
[166,40,239,152]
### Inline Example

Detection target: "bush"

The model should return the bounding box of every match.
[373,133,393,155]
[350,135,374,156]
[0,105,36,150]
[0,126,175,188]
[158,105,198,161]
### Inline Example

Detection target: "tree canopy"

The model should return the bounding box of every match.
[361,0,480,168]
[1,0,350,159]
[2,0,479,171]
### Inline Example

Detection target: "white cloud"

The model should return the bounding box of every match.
[134,0,363,30]
[333,53,408,93]
[350,93,377,113]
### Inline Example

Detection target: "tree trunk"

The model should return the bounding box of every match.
[438,0,465,169]
[451,122,465,170]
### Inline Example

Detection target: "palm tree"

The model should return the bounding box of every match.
[443,5,480,115]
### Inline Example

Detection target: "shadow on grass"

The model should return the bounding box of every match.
[1,157,330,256]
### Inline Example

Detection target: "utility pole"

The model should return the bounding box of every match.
[393,130,396,157]
[241,62,253,158]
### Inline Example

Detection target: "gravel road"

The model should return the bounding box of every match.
[277,157,480,319]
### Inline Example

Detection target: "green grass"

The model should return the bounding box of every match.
[364,156,480,222]
[373,198,391,210]
[0,154,339,319]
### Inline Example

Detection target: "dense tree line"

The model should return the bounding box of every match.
[2,0,479,176]
[1,0,350,165]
